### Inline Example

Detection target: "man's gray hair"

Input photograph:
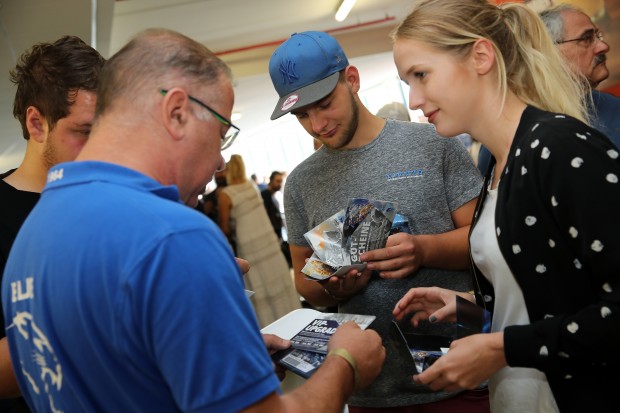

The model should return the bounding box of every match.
[539,4,584,43]
[95,28,231,117]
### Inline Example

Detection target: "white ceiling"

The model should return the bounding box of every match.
[0,0,415,171]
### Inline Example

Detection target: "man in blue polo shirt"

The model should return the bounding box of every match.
[1,28,384,413]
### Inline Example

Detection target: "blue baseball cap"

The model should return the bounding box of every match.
[269,31,349,120]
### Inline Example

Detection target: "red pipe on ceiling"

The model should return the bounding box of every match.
[214,16,396,56]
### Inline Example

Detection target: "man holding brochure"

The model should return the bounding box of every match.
[2,28,384,413]
[268,31,486,412]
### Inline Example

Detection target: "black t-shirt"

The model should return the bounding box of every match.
[0,169,39,413]
[261,188,282,239]
[0,169,40,339]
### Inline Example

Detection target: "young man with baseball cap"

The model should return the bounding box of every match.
[269,31,489,412]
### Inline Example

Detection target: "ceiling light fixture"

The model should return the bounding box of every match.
[335,0,357,22]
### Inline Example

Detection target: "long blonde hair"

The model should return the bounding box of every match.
[392,0,590,124]
[226,154,248,185]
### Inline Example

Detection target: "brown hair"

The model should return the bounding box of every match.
[10,36,105,140]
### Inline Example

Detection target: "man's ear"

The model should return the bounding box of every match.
[160,88,191,141]
[343,65,361,93]
[25,106,48,143]
[471,38,495,76]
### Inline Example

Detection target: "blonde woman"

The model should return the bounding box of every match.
[391,1,620,412]
[218,154,300,327]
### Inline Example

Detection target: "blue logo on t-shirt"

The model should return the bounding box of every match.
[386,169,423,181]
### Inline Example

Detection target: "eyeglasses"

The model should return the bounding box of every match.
[556,28,604,47]
[160,89,240,150]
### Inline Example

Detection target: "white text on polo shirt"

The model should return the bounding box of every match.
[47,168,64,183]
[11,277,34,302]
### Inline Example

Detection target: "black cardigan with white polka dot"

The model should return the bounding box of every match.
[471,105,620,412]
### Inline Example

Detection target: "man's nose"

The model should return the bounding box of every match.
[309,112,328,134]
[595,34,610,54]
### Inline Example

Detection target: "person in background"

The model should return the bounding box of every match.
[193,194,207,216]
[261,171,285,240]
[200,168,227,223]
[542,3,620,146]
[268,30,486,412]
[391,1,620,412]
[376,101,411,121]
[1,28,385,413]
[218,154,301,327]
[252,173,268,191]
[478,2,620,174]
[0,35,105,413]
[261,170,293,268]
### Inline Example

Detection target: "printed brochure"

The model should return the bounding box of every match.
[390,296,491,374]
[261,308,376,378]
[301,198,400,280]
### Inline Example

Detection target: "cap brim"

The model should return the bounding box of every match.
[270,72,340,120]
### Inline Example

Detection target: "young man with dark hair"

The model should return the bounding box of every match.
[0,35,105,412]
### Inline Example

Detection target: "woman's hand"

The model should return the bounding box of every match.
[413,332,506,392]
[393,287,474,326]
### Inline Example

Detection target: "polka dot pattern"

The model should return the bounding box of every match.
[472,106,620,390]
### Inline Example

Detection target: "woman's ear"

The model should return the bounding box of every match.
[471,38,495,76]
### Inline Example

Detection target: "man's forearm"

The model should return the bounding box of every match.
[294,275,340,308]
[416,226,471,270]
[282,352,354,412]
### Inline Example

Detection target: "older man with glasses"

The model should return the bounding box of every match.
[478,4,620,175]
[160,89,239,150]
[1,28,386,413]
[541,4,619,147]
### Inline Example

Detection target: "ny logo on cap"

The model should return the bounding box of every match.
[279,60,299,84]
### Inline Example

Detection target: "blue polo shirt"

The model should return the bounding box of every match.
[2,161,279,412]
[591,89,620,149]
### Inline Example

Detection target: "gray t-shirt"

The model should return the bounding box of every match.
[284,119,483,407]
